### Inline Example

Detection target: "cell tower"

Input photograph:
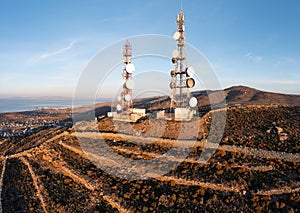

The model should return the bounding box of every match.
[117,40,135,113]
[108,40,146,122]
[169,3,198,120]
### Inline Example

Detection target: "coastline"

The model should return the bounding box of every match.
[0,98,112,114]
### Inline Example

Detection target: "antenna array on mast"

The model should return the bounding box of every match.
[168,1,198,121]
[107,41,146,122]
[118,40,135,113]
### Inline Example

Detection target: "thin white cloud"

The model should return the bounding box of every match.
[27,41,75,65]
[275,57,296,67]
[245,52,262,63]
[40,41,75,59]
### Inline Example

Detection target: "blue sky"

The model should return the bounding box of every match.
[0,0,299,98]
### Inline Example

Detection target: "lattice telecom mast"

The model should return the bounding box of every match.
[170,5,196,109]
[117,40,135,113]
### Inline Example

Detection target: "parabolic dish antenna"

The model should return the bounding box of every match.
[116,104,122,111]
[172,49,179,58]
[187,67,195,77]
[170,82,176,89]
[170,70,176,77]
[126,63,135,73]
[173,31,181,40]
[124,94,132,101]
[186,78,195,88]
[125,79,135,90]
[189,97,198,108]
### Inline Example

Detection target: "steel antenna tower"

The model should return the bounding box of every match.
[170,5,194,108]
[119,40,135,114]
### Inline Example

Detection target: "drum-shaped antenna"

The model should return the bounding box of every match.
[116,104,122,111]
[125,79,135,90]
[187,67,195,77]
[170,70,176,77]
[189,97,198,108]
[170,82,176,89]
[186,78,195,88]
[173,31,181,40]
[126,63,135,73]
[124,94,132,101]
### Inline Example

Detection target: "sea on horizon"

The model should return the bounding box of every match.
[0,98,112,113]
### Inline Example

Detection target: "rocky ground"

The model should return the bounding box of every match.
[0,104,299,212]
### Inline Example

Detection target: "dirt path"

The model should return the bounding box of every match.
[60,141,244,194]
[20,157,47,213]
[59,167,129,213]
[46,156,95,192]
[45,155,129,213]
[256,183,300,196]
[231,164,274,172]
[61,166,95,191]
[102,195,130,213]
[7,131,68,160]
[111,146,277,172]
[0,157,7,213]
[74,131,300,162]
[60,140,277,178]
[156,176,242,193]
[61,139,191,165]
[73,132,201,149]
[58,141,87,158]
[220,145,300,162]
[59,141,120,167]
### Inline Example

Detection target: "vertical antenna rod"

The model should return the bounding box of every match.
[180,0,183,11]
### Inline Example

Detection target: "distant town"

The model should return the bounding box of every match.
[0,108,72,138]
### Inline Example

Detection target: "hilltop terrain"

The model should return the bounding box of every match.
[134,85,300,111]
[0,86,299,212]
